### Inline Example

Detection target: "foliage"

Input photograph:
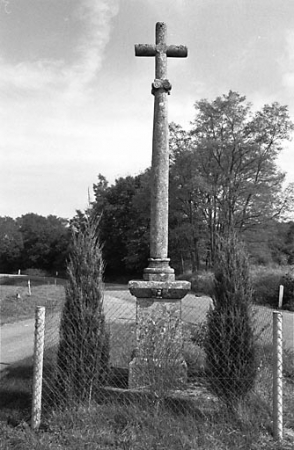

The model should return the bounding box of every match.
[0,216,23,273]
[251,271,281,308]
[56,217,110,403]
[204,233,258,408]
[18,214,70,274]
[279,272,294,311]
[89,171,150,276]
[283,348,294,381]
[188,320,208,348]
[251,267,294,310]
[0,214,70,275]
[169,91,294,268]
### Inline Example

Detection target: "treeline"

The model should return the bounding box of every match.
[1,91,294,278]
[0,214,70,275]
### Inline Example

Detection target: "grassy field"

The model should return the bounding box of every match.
[0,363,293,449]
[0,280,294,449]
[0,284,65,325]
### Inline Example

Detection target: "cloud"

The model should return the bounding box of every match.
[67,0,119,88]
[0,0,120,96]
[281,30,294,89]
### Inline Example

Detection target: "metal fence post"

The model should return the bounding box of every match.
[31,306,46,430]
[273,310,283,441]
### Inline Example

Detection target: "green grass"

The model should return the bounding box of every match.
[1,318,294,449]
[0,379,293,449]
[1,281,294,449]
[0,284,65,325]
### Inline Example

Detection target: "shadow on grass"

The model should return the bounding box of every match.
[0,358,33,423]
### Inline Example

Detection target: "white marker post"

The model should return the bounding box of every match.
[278,285,284,309]
[28,280,31,296]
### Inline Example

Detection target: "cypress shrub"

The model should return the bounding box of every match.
[204,233,257,409]
[56,218,110,404]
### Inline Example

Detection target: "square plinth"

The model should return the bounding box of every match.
[128,280,190,390]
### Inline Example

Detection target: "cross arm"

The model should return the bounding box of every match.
[135,44,188,58]
[166,45,187,58]
[135,44,156,57]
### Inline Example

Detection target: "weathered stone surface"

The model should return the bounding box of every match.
[129,280,191,300]
[135,22,188,276]
[129,298,187,390]
[143,258,175,282]
[128,23,189,389]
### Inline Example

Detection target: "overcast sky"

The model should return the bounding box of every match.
[1,0,294,219]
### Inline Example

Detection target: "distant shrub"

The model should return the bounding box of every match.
[178,271,214,296]
[251,272,280,308]
[23,268,50,277]
[283,348,294,381]
[251,269,294,310]
[280,273,294,311]
[204,233,257,409]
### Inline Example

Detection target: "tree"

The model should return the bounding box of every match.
[204,233,257,409]
[56,217,110,403]
[0,217,23,272]
[17,213,70,273]
[169,91,294,267]
[91,171,150,277]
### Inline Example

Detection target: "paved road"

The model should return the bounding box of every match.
[0,288,137,375]
[0,317,35,376]
[1,287,293,375]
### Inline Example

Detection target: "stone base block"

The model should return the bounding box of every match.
[128,279,191,390]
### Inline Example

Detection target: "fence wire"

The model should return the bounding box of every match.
[41,287,277,417]
[1,278,293,444]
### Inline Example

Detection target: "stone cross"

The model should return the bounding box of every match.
[128,23,191,389]
[135,22,187,281]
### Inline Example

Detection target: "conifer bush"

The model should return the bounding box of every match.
[204,233,257,409]
[56,217,110,403]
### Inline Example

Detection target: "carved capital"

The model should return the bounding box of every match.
[151,79,172,95]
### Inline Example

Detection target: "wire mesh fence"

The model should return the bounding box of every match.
[40,286,277,414]
[1,277,293,444]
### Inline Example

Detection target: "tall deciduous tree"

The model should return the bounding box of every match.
[169,91,294,267]
[91,171,150,276]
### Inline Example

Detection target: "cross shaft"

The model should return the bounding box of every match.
[135,22,187,281]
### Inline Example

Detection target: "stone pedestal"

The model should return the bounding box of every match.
[128,279,190,390]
